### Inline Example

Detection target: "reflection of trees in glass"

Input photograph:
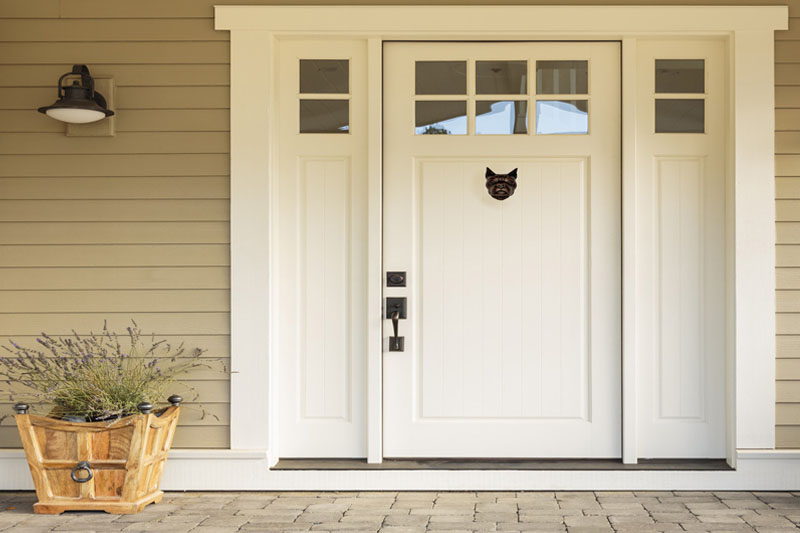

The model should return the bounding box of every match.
[420,124,450,135]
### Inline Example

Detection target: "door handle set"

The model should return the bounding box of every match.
[386,296,406,352]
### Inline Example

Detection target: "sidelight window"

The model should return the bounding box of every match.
[655,59,705,134]
[299,59,350,133]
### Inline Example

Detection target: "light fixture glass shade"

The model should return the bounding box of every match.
[37,64,114,124]
[45,107,106,124]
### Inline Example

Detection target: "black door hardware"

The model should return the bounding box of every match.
[386,297,406,352]
[386,271,407,287]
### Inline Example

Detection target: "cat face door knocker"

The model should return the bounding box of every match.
[485,167,518,201]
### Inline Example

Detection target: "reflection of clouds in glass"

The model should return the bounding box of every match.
[476,101,527,135]
[536,100,588,135]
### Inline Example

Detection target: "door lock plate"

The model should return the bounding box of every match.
[386,297,407,319]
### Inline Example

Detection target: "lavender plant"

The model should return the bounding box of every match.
[0,321,225,422]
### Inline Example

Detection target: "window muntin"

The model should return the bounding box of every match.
[413,57,590,136]
[299,59,350,134]
[655,59,705,134]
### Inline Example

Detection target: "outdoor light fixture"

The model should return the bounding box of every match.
[38,64,114,124]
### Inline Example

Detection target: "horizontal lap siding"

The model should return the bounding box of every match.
[776,14,800,448]
[0,6,230,449]
[0,0,795,450]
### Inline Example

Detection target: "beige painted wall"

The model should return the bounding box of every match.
[0,0,796,450]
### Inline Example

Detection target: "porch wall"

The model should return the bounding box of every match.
[0,0,796,451]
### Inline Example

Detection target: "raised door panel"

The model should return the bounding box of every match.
[417,158,589,421]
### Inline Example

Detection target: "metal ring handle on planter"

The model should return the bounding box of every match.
[70,461,93,483]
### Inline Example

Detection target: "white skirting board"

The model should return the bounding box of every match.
[1,450,799,491]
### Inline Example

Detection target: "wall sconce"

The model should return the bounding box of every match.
[37,64,114,124]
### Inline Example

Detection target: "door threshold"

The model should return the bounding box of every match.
[273,458,731,471]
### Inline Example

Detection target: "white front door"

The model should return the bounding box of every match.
[383,42,621,458]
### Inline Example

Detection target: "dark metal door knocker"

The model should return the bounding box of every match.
[485,167,518,200]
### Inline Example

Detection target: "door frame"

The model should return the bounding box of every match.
[216,5,786,467]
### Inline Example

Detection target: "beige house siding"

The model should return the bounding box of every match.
[776,17,800,448]
[0,0,795,450]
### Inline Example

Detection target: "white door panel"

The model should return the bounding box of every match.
[277,40,368,458]
[636,41,727,458]
[383,42,621,458]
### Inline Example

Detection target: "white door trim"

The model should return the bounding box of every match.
[0,449,799,491]
[216,5,787,467]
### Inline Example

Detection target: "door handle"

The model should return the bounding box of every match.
[390,311,404,352]
[386,297,406,352]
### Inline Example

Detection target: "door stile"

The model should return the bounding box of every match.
[367,38,384,464]
[621,37,638,465]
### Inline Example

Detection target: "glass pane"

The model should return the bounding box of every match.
[536,100,588,135]
[476,101,527,135]
[655,59,704,94]
[415,101,466,135]
[300,60,349,94]
[476,61,527,95]
[536,60,589,95]
[655,99,704,133]
[415,61,467,95]
[300,100,349,134]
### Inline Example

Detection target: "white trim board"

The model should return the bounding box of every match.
[215,4,786,474]
[2,450,800,491]
[215,6,786,33]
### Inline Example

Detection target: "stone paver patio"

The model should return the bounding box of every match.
[0,491,798,532]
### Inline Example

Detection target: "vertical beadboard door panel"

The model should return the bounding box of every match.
[417,158,589,421]
[383,42,621,458]
[636,40,727,458]
[276,40,368,457]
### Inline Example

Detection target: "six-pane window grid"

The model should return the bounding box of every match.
[413,59,590,136]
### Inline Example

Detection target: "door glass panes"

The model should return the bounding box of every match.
[536,100,588,135]
[655,59,705,133]
[655,59,704,94]
[413,57,591,136]
[655,99,704,133]
[475,61,527,95]
[415,61,467,95]
[476,101,528,135]
[300,100,349,134]
[300,60,349,94]
[299,59,349,134]
[536,61,588,95]
[415,101,467,135]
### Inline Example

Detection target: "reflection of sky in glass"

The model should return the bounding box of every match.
[415,115,467,135]
[536,100,588,134]
[476,101,526,135]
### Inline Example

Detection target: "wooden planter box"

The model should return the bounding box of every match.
[15,405,180,514]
